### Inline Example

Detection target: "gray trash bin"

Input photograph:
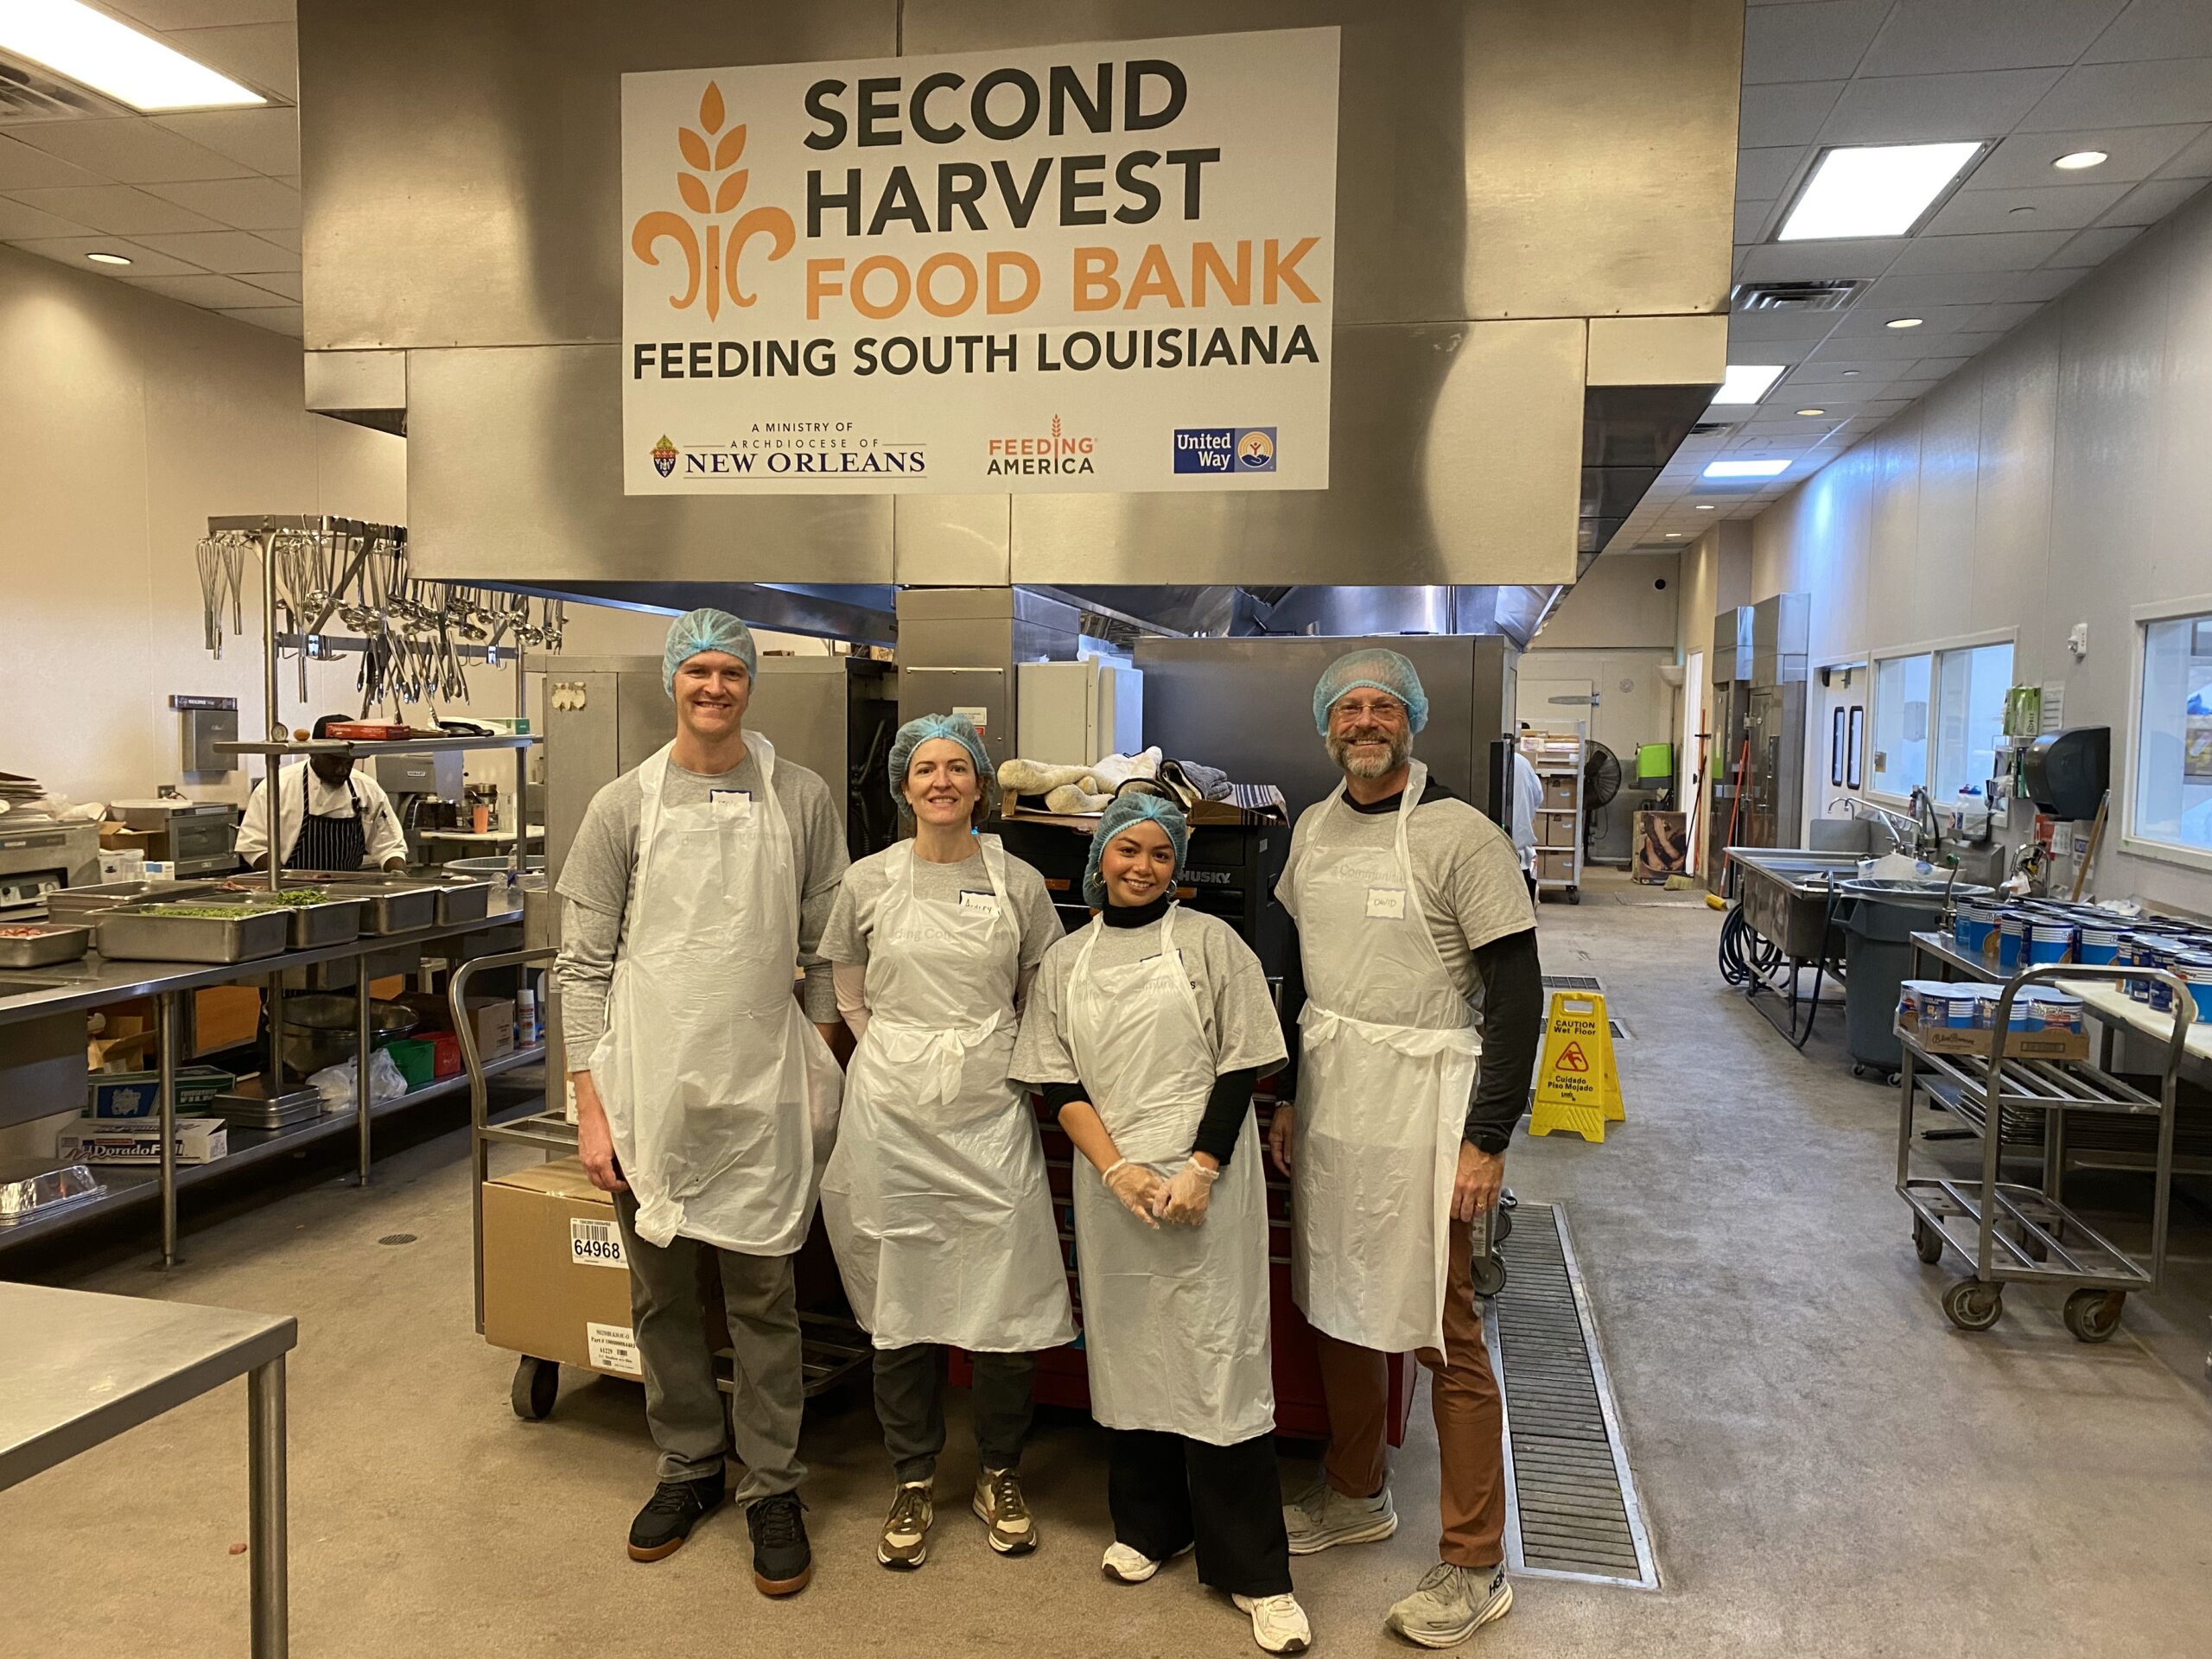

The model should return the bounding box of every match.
[1840,879,1993,1078]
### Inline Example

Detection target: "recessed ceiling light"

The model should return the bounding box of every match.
[86,251,133,266]
[1841,369,1861,377]
[2009,205,2038,216]
[1694,503,1717,511]
[1713,364,1786,405]
[1777,142,1985,241]
[2053,149,2108,171]
[1796,407,1827,416]
[0,0,264,111]
[1664,531,1683,538]
[1885,316,1924,329]
[1703,458,1792,480]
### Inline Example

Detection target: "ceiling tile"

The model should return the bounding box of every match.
[1735,197,1777,241]
[2099,175,2209,223]
[1727,309,1840,343]
[1859,2,2126,76]
[122,271,294,308]
[1783,359,1914,384]
[2044,222,2146,264]
[5,184,224,236]
[2082,1,2212,64]
[130,228,298,272]
[1808,332,1986,360]
[142,176,299,229]
[3,120,251,184]
[3,236,201,277]
[0,197,93,238]
[1820,70,2065,144]
[2156,126,2212,176]
[161,22,298,103]
[217,305,302,337]
[1743,1,1891,85]
[1885,229,2075,271]
[1736,237,1906,281]
[1965,124,2205,189]
[1735,146,1809,199]
[1924,181,2131,233]
[1740,81,1846,148]
[153,108,298,176]
[2017,59,2212,130]
[1827,302,1989,337]
[235,269,300,301]
[1863,267,2083,304]
[255,225,300,253]
[0,135,105,192]
[105,1,293,27]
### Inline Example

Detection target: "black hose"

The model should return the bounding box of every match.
[1717,901,1785,988]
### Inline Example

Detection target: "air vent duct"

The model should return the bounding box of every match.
[1689,420,1736,435]
[0,58,126,124]
[1731,280,1865,313]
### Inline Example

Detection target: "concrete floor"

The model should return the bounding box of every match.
[8,869,2212,1657]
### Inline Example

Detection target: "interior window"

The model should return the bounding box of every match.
[2133,612,2212,856]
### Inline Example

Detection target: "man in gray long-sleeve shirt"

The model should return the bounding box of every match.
[552,609,848,1595]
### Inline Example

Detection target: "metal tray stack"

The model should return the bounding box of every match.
[93,904,293,964]
[249,896,367,950]
[44,879,222,921]
[0,924,92,968]
[207,1084,327,1129]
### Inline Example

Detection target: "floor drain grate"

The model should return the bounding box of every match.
[1542,974,1605,993]
[1608,1019,1630,1042]
[1486,1202,1657,1589]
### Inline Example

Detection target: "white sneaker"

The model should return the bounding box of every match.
[1384,1562,1513,1648]
[1234,1592,1313,1654]
[1100,1540,1193,1583]
[1283,1477,1398,1554]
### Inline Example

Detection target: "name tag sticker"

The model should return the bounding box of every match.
[1366,887,1408,920]
[711,790,754,822]
[957,890,1001,915]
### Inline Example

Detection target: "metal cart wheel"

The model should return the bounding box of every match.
[512,1355,559,1420]
[1912,1217,1945,1265]
[2063,1288,2126,1344]
[1941,1278,2003,1332]
[1471,1252,1508,1299]
[1567,887,1581,906]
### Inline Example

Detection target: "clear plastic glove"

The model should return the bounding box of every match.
[1103,1160,1166,1229]
[1153,1158,1219,1226]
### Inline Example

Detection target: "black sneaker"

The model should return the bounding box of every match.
[748,1491,814,1596]
[627,1471,725,1562]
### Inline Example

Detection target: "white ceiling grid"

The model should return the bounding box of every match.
[1611,0,2212,552]
[0,0,301,336]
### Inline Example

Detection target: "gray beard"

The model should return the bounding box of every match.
[1328,730,1412,779]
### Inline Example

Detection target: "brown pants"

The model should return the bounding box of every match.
[1313,1213,1507,1568]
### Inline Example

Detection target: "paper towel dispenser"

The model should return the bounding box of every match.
[2023,728,2109,822]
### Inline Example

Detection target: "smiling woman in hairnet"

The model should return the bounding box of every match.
[1009,792,1310,1655]
[816,714,1073,1571]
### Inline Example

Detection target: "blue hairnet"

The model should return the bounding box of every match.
[1313,647,1430,734]
[662,608,758,697]
[888,714,993,817]
[1083,791,1189,908]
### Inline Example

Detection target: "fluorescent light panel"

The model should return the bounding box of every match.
[1713,364,1786,405]
[1777,143,1983,242]
[0,0,264,111]
[1704,459,1792,479]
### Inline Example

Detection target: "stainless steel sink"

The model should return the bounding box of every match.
[0,976,67,997]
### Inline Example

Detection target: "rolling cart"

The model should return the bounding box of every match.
[1896,963,2194,1344]
[453,946,871,1419]
[1524,732,1585,905]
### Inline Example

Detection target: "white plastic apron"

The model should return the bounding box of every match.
[1281,761,1481,1353]
[821,837,1075,1352]
[590,737,842,1254]
[1066,906,1274,1446]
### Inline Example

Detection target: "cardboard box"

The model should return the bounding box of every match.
[466,996,516,1061]
[1895,1014,2090,1062]
[1535,850,1575,883]
[1541,774,1579,811]
[481,1158,641,1379]
[88,1065,233,1121]
[60,1116,229,1164]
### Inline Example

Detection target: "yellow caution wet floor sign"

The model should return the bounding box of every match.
[1528,991,1624,1142]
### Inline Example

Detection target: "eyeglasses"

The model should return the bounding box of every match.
[1332,698,1407,723]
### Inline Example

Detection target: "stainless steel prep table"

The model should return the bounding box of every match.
[0,1282,296,1656]
[0,904,538,1266]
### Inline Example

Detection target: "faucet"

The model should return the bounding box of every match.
[1840,797,1921,857]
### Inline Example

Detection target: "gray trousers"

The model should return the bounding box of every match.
[874,1344,1039,1484]
[612,1190,805,1498]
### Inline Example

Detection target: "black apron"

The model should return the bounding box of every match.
[284,772,371,872]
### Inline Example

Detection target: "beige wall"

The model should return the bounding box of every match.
[1745,184,2212,915]
[1532,551,1680,650]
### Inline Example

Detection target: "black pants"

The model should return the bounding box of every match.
[874,1345,1039,1484]
[1109,1428,1293,1598]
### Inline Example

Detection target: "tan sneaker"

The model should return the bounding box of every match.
[972,1467,1038,1555]
[1384,1562,1512,1648]
[877,1480,932,1570]
[1283,1477,1397,1555]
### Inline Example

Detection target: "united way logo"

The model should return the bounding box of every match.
[1236,429,1277,471]
[652,435,679,478]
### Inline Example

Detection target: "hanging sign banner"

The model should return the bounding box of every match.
[620,28,1338,495]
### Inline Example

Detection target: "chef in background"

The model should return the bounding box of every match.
[236,714,409,873]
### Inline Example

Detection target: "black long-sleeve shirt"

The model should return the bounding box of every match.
[1274,777,1545,1154]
